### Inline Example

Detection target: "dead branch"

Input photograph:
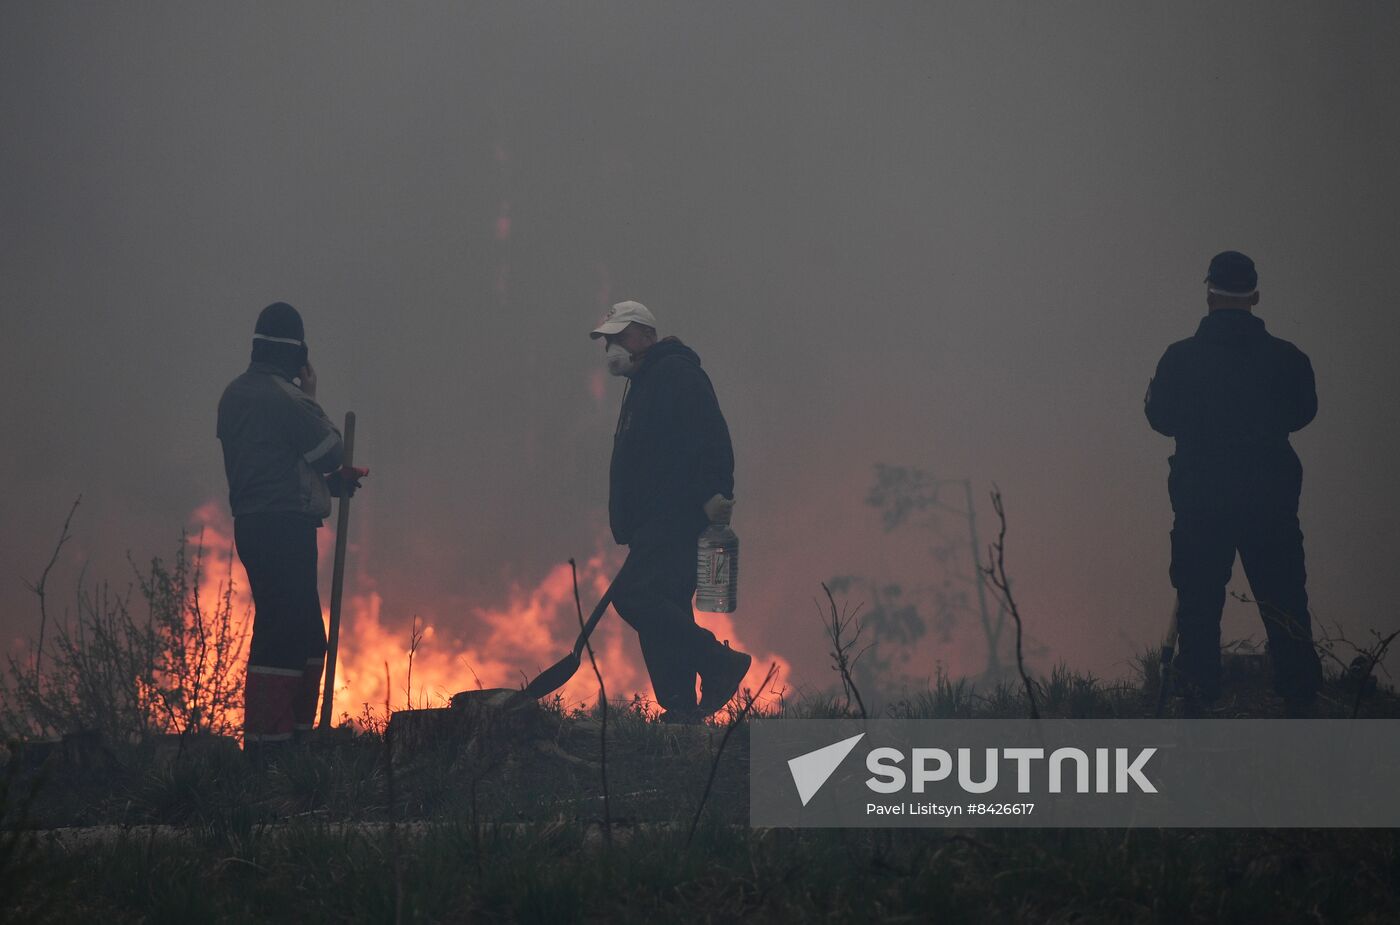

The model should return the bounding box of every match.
[818,582,869,718]
[687,662,779,848]
[460,659,485,692]
[26,496,81,684]
[570,557,610,847]
[1229,589,1344,670]
[1347,629,1399,718]
[980,487,1039,720]
[381,661,404,925]
[404,615,423,710]
[1231,590,1398,715]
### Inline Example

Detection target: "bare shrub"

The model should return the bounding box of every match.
[2,519,250,743]
[819,582,869,718]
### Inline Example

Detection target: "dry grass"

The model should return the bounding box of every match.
[5,512,1400,922]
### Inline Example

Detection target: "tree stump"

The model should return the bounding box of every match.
[450,687,540,737]
[61,730,115,773]
[385,707,453,757]
[386,688,543,765]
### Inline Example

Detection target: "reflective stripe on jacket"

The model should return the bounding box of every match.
[217,362,343,521]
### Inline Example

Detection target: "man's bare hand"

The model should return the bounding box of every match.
[298,361,317,397]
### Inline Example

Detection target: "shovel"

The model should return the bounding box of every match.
[520,571,621,700]
[319,411,356,729]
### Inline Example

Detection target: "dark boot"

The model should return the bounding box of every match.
[638,630,698,714]
[698,642,752,715]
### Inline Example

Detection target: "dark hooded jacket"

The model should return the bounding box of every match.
[1145,309,1315,506]
[217,362,344,522]
[609,338,735,547]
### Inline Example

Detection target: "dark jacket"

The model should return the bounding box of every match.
[609,338,735,546]
[1145,310,1316,504]
[217,362,344,522]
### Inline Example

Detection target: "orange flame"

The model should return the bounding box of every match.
[130,501,255,736]
[189,501,252,613]
[187,501,789,728]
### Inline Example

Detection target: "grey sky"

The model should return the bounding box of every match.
[3,3,1397,696]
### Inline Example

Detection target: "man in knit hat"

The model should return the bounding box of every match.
[217,302,366,752]
[592,300,752,723]
[1146,252,1322,714]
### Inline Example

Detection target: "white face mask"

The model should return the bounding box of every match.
[605,342,636,377]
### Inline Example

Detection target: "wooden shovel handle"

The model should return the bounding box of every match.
[319,411,355,729]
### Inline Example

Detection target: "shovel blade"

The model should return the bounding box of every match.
[523,652,582,700]
[518,568,619,701]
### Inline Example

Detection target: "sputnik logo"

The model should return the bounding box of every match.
[788,733,865,806]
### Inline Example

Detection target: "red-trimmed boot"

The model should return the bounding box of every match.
[244,663,301,761]
[294,656,325,741]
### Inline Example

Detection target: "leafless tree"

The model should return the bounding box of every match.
[867,465,1012,680]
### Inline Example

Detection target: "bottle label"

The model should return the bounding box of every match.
[709,549,730,587]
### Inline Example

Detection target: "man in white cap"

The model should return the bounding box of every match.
[591,300,752,722]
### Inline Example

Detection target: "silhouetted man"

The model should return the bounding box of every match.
[1146,252,1322,712]
[592,300,752,722]
[217,302,364,751]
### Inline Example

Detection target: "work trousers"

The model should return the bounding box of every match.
[611,526,724,712]
[1168,456,1321,702]
[234,513,327,743]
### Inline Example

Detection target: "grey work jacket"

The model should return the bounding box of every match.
[217,362,343,522]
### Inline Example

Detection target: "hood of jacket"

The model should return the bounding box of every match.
[1194,309,1267,348]
[608,334,732,546]
[631,336,702,378]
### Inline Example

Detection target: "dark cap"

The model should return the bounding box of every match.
[1204,251,1258,297]
[254,302,305,345]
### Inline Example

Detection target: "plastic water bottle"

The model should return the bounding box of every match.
[695,523,739,613]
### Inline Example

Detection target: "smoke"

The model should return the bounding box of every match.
[2,4,1398,700]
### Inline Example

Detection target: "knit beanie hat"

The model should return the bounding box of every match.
[250,302,307,374]
[254,302,305,346]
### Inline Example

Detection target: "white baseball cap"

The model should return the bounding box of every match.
[590,300,657,339]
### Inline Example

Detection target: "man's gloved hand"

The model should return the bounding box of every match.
[326,466,370,498]
[704,493,735,524]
